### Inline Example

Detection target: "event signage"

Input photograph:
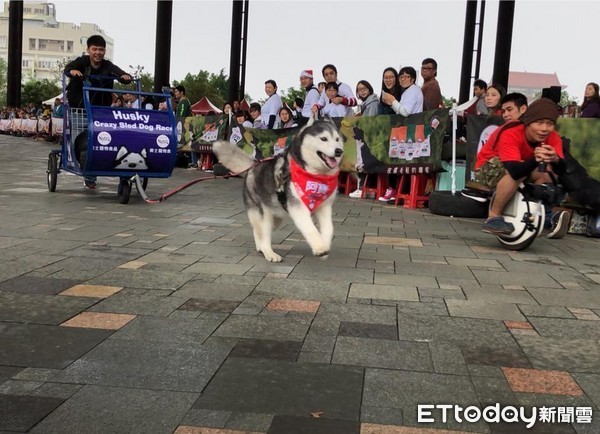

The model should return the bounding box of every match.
[86,107,176,175]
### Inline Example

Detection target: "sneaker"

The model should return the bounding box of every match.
[187,163,198,169]
[349,189,363,198]
[378,187,397,202]
[83,180,96,189]
[482,216,515,235]
[547,210,570,239]
[461,188,490,203]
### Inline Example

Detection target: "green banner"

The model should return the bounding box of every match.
[228,110,449,174]
[556,119,600,179]
[175,110,450,174]
[229,119,298,160]
[465,114,490,185]
[177,114,228,153]
[348,109,449,174]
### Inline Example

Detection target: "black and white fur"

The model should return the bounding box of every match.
[213,118,343,262]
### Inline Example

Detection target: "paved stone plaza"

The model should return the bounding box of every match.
[0,136,599,434]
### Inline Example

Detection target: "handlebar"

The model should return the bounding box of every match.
[66,73,134,84]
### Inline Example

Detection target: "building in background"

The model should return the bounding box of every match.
[0,1,113,83]
[507,71,564,101]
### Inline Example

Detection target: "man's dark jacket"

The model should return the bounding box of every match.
[64,56,128,108]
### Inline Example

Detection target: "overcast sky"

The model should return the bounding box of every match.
[51,0,595,104]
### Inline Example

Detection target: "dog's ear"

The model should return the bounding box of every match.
[116,146,128,159]
[313,115,338,134]
[306,111,317,127]
[141,148,147,158]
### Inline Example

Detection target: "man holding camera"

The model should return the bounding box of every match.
[474,98,569,238]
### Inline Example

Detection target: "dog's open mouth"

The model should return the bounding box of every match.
[317,151,339,169]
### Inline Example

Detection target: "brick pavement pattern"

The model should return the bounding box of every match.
[0,136,599,433]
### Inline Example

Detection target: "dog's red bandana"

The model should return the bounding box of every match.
[290,158,338,213]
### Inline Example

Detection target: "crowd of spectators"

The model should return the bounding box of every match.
[0,98,63,141]
[1,102,55,121]
[2,60,597,147]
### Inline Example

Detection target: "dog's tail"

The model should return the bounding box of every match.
[212,141,256,175]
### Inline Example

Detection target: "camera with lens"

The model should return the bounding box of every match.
[524,183,565,207]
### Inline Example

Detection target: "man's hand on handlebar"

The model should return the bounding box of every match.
[119,74,133,84]
[69,71,132,83]
[534,144,559,164]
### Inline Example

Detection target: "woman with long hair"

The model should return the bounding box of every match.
[111,96,124,108]
[349,80,379,198]
[484,84,506,117]
[277,106,297,128]
[379,67,403,115]
[580,82,600,118]
[356,80,379,116]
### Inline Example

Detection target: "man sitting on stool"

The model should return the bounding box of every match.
[475,98,569,238]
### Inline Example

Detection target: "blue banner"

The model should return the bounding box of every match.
[86,107,177,176]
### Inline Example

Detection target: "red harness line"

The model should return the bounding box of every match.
[133,157,276,204]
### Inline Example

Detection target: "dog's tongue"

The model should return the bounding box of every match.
[325,156,338,169]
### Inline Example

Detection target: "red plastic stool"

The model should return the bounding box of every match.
[394,173,436,208]
[361,173,388,199]
[200,153,214,171]
[337,172,357,195]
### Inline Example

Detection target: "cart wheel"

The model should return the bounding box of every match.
[47,152,58,192]
[118,179,131,204]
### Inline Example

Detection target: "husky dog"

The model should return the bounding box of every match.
[213,119,343,262]
[114,146,148,170]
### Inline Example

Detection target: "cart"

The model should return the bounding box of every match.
[47,75,177,204]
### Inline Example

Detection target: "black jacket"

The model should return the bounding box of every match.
[64,56,129,108]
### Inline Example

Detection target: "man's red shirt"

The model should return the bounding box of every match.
[475,122,563,169]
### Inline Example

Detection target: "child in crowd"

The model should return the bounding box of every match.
[321,82,347,118]
[235,110,253,128]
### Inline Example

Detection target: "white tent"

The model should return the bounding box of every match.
[42,93,63,106]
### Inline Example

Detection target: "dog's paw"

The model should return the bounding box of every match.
[313,249,330,258]
[263,251,283,262]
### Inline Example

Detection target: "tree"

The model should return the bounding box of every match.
[442,95,457,108]
[21,78,61,106]
[0,58,7,106]
[128,65,154,92]
[281,86,305,108]
[52,56,72,84]
[113,65,154,93]
[173,69,230,109]
[252,85,304,108]
[207,69,229,105]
